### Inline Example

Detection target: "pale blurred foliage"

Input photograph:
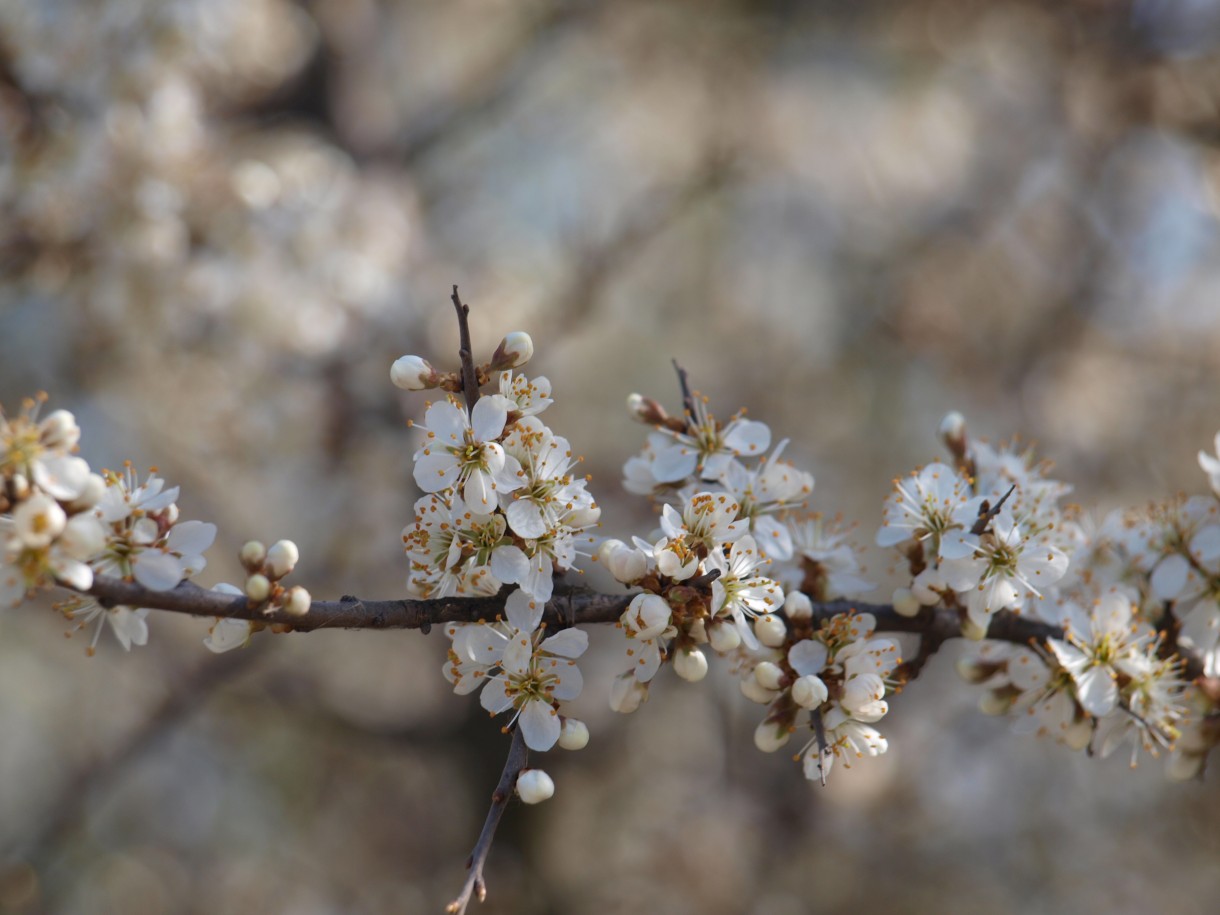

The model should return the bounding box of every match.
[3,0,1220,912]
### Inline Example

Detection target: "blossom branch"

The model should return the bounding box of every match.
[446,727,529,915]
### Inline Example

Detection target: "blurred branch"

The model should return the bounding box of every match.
[446,727,529,915]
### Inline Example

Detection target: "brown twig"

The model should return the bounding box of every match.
[446,727,529,914]
[451,286,481,412]
[970,484,1017,536]
[672,359,696,424]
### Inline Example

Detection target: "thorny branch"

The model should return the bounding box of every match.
[451,285,481,412]
[445,727,529,915]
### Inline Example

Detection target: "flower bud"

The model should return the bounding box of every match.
[626,393,668,425]
[753,660,785,691]
[390,354,439,391]
[240,540,267,572]
[489,331,534,371]
[65,473,106,513]
[707,619,741,653]
[59,514,106,561]
[205,617,254,653]
[265,539,299,579]
[960,618,988,641]
[283,585,311,617]
[754,721,791,753]
[754,613,787,648]
[1168,751,1205,782]
[14,492,66,548]
[39,409,81,450]
[955,657,993,685]
[978,691,1012,716]
[892,587,921,618]
[245,573,271,603]
[610,676,649,714]
[622,593,671,640]
[673,647,708,682]
[600,539,648,583]
[1063,716,1093,752]
[740,675,778,704]
[939,411,966,445]
[516,768,554,804]
[792,674,829,709]
[558,718,590,751]
[783,590,813,620]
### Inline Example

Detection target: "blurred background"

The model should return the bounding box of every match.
[3,0,1220,912]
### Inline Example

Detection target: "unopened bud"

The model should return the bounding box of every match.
[741,675,778,704]
[1063,716,1093,752]
[626,393,669,425]
[753,660,785,691]
[939,411,966,444]
[283,585,311,617]
[754,721,791,753]
[792,674,829,709]
[892,587,921,618]
[673,647,709,682]
[978,691,1012,716]
[1168,752,1205,782]
[707,619,742,653]
[163,503,180,525]
[265,539,299,579]
[754,614,788,648]
[610,676,649,714]
[240,540,267,572]
[40,409,81,450]
[489,331,534,371]
[955,657,991,685]
[558,718,590,750]
[516,768,554,804]
[65,473,106,512]
[600,539,648,583]
[59,514,105,561]
[783,590,813,620]
[245,573,271,603]
[390,354,440,391]
[960,618,988,641]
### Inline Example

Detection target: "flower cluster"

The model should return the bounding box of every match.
[443,589,589,755]
[746,604,901,783]
[397,335,600,604]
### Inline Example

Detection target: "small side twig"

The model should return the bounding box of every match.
[672,359,696,424]
[451,286,481,412]
[970,484,1017,536]
[446,727,529,914]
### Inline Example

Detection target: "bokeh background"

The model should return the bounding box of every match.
[3,0,1220,912]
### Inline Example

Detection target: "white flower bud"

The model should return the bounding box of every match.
[390,354,439,391]
[754,721,792,753]
[245,573,271,602]
[955,657,991,685]
[707,620,741,653]
[622,593,671,640]
[610,676,649,714]
[740,675,778,704]
[687,618,708,644]
[892,587,921,618]
[599,539,648,583]
[754,613,788,648]
[978,691,1012,716]
[753,660,785,691]
[11,473,30,500]
[626,393,668,425]
[673,647,708,682]
[65,473,106,512]
[265,539,299,579]
[1063,716,1093,752]
[1168,752,1205,782]
[960,618,988,641]
[240,540,267,572]
[58,514,106,561]
[14,492,66,548]
[283,585,311,617]
[163,503,180,525]
[39,409,80,450]
[783,590,813,620]
[939,411,966,443]
[489,331,534,371]
[558,718,590,751]
[516,768,554,804]
[792,674,829,709]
